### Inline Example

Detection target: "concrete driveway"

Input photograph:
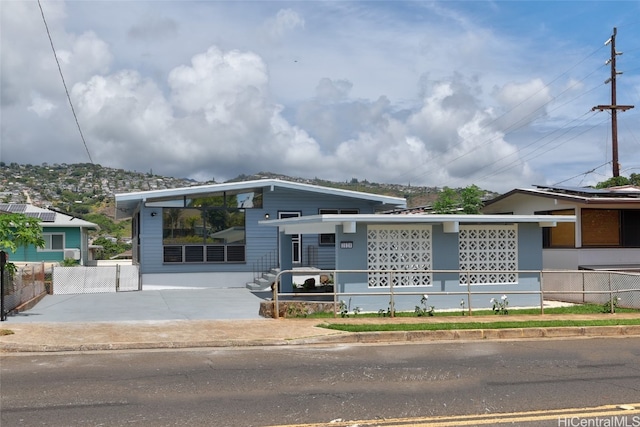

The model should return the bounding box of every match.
[6,287,269,323]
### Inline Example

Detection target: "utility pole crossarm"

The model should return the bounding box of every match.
[591,105,634,112]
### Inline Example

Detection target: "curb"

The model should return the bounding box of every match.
[300,325,640,345]
[2,325,639,353]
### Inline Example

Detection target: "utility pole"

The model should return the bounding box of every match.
[592,27,634,177]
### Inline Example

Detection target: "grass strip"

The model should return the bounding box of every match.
[321,318,640,333]
[306,304,639,319]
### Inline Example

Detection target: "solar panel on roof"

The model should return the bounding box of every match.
[39,212,56,222]
[534,184,608,194]
[24,212,40,219]
[6,204,28,213]
[535,184,640,197]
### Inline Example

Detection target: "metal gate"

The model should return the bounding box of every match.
[52,265,140,295]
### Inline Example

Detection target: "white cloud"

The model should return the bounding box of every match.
[27,94,57,118]
[1,0,638,193]
[262,8,305,42]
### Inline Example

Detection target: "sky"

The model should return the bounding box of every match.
[1,1,639,193]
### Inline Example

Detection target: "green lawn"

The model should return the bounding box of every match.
[321,318,640,333]
[308,303,640,332]
[306,303,639,319]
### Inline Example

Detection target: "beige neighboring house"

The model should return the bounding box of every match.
[482,185,640,271]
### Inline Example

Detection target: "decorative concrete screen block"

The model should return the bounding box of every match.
[367,224,432,287]
[459,225,518,285]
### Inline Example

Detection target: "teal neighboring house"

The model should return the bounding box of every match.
[0,204,99,265]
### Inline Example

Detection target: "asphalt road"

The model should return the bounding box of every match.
[2,338,640,426]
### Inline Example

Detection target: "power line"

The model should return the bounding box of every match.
[475,112,609,184]
[390,43,608,186]
[552,161,611,186]
[37,0,94,165]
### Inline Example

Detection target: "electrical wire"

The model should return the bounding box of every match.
[37,0,94,165]
[553,161,611,186]
[391,26,640,189]
[390,44,608,186]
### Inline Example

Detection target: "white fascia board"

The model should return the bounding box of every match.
[114,179,405,204]
[282,222,337,235]
[260,214,576,234]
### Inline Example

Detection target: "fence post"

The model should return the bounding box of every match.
[389,271,395,318]
[333,276,338,319]
[0,251,6,321]
[115,264,121,292]
[539,270,544,315]
[608,272,614,314]
[273,271,280,319]
[466,270,472,316]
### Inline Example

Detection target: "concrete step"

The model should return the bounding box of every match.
[246,282,268,291]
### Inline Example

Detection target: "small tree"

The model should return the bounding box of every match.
[432,185,484,214]
[0,213,45,278]
[432,187,459,214]
[0,213,45,254]
[460,185,483,214]
[596,176,629,188]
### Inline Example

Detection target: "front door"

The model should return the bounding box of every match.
[279,211,301,264]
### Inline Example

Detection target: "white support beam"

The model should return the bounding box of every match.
[539,221,557,227]
[342,221,356,233]
[443,221,459,233]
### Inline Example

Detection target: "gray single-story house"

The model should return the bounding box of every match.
[0,203,99,265]
[261,213,576,312]
[482,184,640,271]
[114,179,406,288]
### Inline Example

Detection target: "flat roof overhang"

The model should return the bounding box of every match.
[260,213,577,235]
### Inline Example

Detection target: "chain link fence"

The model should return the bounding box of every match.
[270,268,640,318]
[2,263,49,314]
[53,265,140,294]
[542,270,640,309]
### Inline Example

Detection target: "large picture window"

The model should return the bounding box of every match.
[157,190,256,263]
[581,209,640,247]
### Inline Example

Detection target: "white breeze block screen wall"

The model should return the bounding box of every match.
[459,225,518,285]
[367,224,432,287]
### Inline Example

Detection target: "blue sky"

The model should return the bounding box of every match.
[1,1,639,192]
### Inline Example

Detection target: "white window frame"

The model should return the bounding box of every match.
[38,233,65,252]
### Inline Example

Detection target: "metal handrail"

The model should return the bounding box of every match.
[271,269,640,318]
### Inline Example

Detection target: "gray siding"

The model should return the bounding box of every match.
[138,186,386,276]
[331,222,545,312]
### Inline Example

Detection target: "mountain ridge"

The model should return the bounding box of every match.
[0,162,499,218]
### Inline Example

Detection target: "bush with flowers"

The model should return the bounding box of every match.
[491,295,509,315]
